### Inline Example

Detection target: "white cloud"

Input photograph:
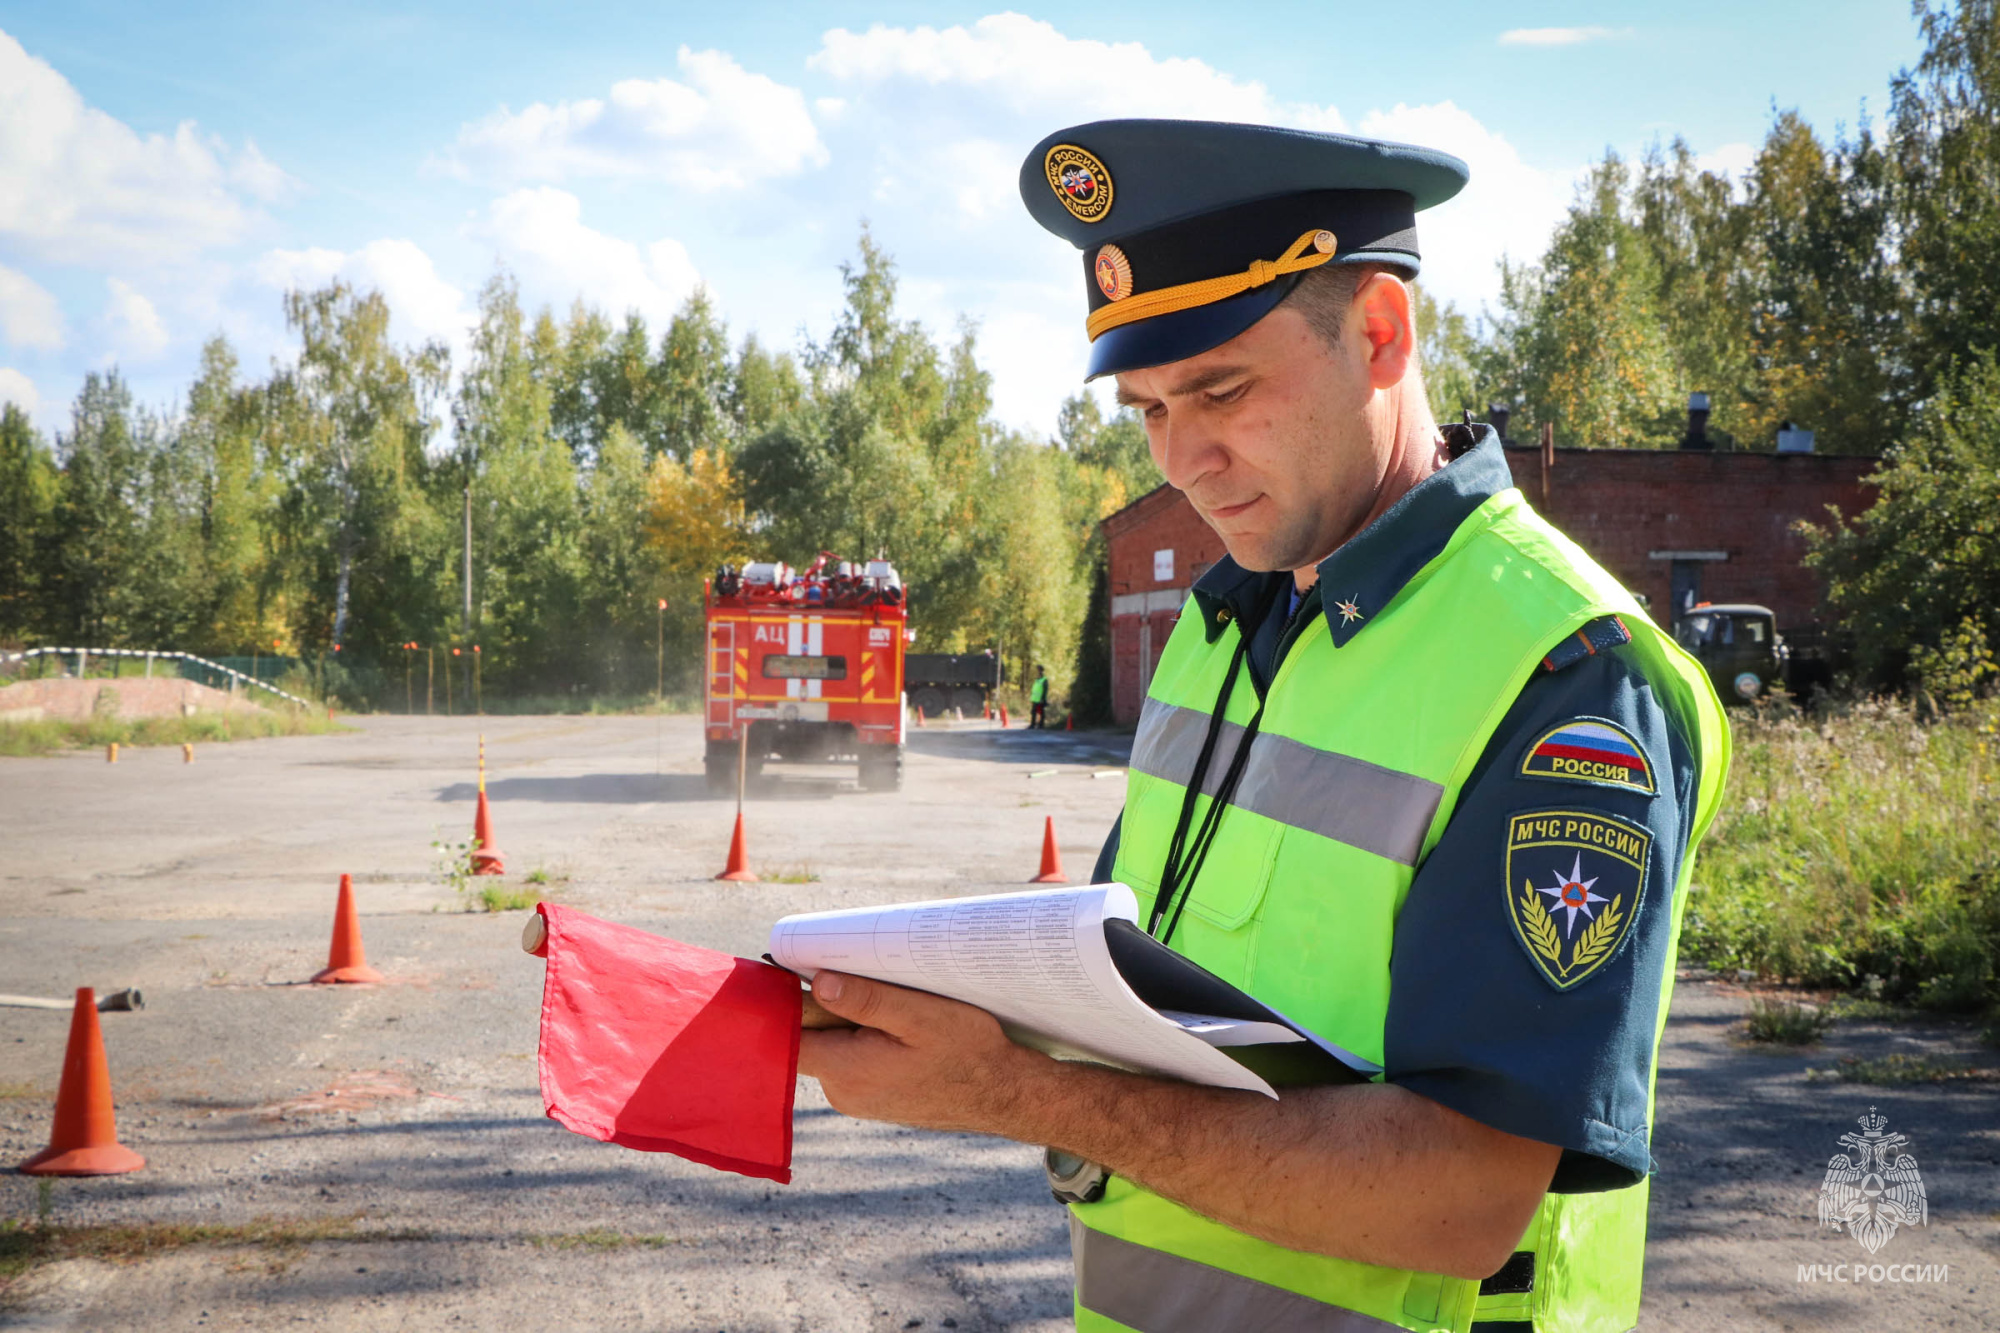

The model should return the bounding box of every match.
[1696,142,1757,181]
[101,277,168,362]
[0,29,297,265]
[0,263,64,350]
[0,366,39,417]
[255,238,472,350]
[804,12,1352,262]
[475,187,702,329]
[1498,27,1616,47]
[1357,101,1577,317]
[441,47,825,190]
[812,14,1344,126]
[778,14,1598,430]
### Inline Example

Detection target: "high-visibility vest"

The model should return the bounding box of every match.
[1089,487,1730,1333]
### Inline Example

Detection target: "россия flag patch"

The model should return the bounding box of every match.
[1519,717,1656,795]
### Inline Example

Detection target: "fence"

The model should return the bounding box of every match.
[0,647,317,710]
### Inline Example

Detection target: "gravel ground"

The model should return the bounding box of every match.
[1,714,1994,1331]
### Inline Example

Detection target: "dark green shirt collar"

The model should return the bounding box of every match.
[1190,425,1511,648]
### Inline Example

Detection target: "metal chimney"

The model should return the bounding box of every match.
[1776,420,1816,454]
[1487,402,1512,444]
[1680,392,1712,450]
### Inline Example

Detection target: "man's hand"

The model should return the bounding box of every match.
[796,971,1054,1134]
[794,969,1557,1278]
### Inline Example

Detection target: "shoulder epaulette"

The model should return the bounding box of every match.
[1540,615,1633,674]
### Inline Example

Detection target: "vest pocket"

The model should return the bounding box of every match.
[1176,814,1280,932]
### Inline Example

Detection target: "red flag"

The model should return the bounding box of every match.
[532,904,801,1182]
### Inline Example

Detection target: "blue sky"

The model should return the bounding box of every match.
[0,2,1924,438]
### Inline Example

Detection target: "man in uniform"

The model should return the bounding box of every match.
[799,119,1730,1332]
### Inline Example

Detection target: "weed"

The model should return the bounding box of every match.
[1819,1053,2000,1085]
[1744,997,1836,1045]
[1824,995,1923,1023]
[0,708,343,759]
[0,1211,431,1292]
[0,1082,42,1100]
[767,863,821,885]
[1684,699,2000,1015]
[525,1229,674,1251]
[430,828,475,901]
[476,886,542,912]
[525,868,549,885]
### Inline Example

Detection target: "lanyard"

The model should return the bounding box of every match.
[1148,578,1282,946]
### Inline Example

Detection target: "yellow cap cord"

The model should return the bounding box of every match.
[1085,230,1336,342]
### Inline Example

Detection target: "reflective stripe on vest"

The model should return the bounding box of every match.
[1073,1215,1410,1333]
[1131,700,1445,866]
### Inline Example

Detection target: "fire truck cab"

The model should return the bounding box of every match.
[704,553,908,792]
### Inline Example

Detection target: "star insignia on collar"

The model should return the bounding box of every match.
[1334,597,1364,626]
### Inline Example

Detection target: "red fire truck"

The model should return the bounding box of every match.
[704,553,908,792]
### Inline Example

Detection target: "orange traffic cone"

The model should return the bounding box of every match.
[1031,816,1068,884]
[1000,706,1010,728]
[312,873,384,984]
[1065,714,1073,731]
[717,812,759,882]
[19,989,145,1176]
[470,736,504,875]
[914,705,926,728]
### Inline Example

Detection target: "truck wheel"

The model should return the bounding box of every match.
[859,745,903,792]
[912,687,947,718]
[1733,671,1763,701]
[704,742,738,794]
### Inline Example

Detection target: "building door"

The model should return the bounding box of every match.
[1670,559,1704,624]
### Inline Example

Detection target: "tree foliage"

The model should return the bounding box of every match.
[1430,1,1995,456]
[1803,352,2000,685]
[0,231,1112,707]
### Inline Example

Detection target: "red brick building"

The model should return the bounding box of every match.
[1099,445,1879,725]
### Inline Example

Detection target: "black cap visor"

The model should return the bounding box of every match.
[1085,279,1297,381]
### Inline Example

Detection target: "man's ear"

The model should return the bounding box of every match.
[1357,273,1416,391]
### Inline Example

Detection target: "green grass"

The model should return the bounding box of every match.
[1824,995,1925,1023]
[523,1229,676,1251]
[766,863,821,884]
[1684,698,2000,1017]
[0,708,343,758]
[1815,1053,2000,1085]
[0,1212,430,1290]
[1743,997,1836,1045]
[474,885,543,912]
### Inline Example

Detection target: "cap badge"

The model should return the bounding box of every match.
[1094,246,1133,301]
[1313,229,1337,254]
[1044,144,1114,223]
